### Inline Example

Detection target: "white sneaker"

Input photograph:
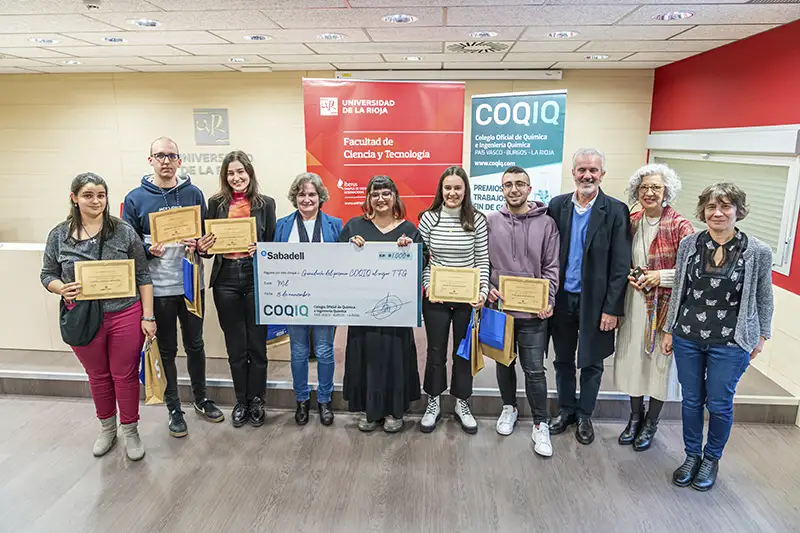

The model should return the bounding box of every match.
[455,399,478,434]
[420,395,441,433]
[496,405,518,436]
[532,422,553,457]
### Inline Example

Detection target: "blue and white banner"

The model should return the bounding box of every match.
[469,90,567,212]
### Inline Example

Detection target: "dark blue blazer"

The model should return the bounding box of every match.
[274,210,343,243]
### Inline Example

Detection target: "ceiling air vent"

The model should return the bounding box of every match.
[447,41,509,54]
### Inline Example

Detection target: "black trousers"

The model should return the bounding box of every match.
[213,258,268,404]
[551,291,604,417]
[422,300,473,400]
[495,318,549,424]
[153,292,208,412]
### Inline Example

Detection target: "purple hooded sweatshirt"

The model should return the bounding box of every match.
[486,201,560,320]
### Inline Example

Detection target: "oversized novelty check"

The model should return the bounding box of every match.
[255,242,422,327]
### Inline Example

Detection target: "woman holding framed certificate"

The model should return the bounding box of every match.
[418,166,490,435]
[41,172,155,461]
[274,172,343,427]
[340,175,424,434]
[198,151,276,429]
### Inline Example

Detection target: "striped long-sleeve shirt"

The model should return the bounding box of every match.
[418,206,490,300]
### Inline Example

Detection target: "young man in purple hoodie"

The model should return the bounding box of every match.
[487,166,560,457]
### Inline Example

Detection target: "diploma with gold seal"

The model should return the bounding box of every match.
[149,205,202,244]
[498,275,549,313]
[75,259,136,301]
[205,217,256,254]
[429,266,480,304]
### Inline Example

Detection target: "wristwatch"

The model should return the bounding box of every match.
[141,316,156,322]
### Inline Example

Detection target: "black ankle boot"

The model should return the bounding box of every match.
[318,402,334,426]
[618,409,645,445]
[691,457,719,492]
[295,400,310,426]
[672,454,702,487]
[633,417,659,451]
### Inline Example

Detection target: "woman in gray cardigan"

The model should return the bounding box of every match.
[662,182,773,492]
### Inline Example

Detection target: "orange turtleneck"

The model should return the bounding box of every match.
[224,192,251,259]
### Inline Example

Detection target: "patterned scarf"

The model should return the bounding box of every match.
[631,205,695,353]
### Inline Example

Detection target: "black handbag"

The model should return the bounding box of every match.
[59,231,105,347]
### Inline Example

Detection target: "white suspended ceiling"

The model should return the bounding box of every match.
[0,0,796,74]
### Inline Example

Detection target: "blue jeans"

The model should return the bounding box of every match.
[287,325,336,404]
[672,334,750,461]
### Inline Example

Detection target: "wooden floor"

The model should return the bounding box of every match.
[1,397,799,533]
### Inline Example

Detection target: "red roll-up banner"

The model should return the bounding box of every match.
[302,78,465,224]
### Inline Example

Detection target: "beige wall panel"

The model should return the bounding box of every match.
[0,250,57,351]
[0,75,117,105]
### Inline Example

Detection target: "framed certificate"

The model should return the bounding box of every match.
[205,217,257,254]
[429,266,480,304]
[149,205,202,244]
[75,259,136,301]
[498,275,549,313]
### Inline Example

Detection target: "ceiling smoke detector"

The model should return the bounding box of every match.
[447,41,509,54]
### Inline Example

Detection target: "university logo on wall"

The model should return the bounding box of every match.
[194,108,230,145]
[320,97,338,116]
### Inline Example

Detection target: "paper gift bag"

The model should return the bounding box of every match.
[142,337,167,405]
[479,307,516,367]
[470,311,484,377]
[456,309,484,376]
[183,254,203,318]
[456,309,476,361]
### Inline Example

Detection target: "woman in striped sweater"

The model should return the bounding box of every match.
[418,166,490,434]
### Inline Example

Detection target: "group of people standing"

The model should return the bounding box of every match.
[40,137,773,493]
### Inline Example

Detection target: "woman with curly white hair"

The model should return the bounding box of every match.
[613,163,694,451]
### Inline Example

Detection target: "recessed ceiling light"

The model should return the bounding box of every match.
[585,55,609,60]
[228,57,246,63]
[61,60,83,65]
[547,31,579,39]
[127,18,161,28]
[103,36,127,43]
[243,34,272,41]
[653,11,694,21]
[403,56,422,61]
[29,37,60,45]
[382,14,418,24]
[469,31,498,39]
[316,33,345,41]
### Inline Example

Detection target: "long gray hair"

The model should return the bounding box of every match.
[68,172,118,241]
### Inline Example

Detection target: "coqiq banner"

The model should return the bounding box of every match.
[469,90,567,212]
[303,78,465,223]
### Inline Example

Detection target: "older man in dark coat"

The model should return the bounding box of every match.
[547,148,632,445]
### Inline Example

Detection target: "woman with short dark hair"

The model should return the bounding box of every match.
[274,172,342,427]
[198,151,276,428]
[662,182,773,491]
[41,172,154,461]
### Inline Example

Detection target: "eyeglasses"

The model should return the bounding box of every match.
[151,152,180,162]
[369,190,393,200]
[502,181,531,191]
[638,185,664,193]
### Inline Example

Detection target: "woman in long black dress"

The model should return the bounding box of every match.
[339,175,424,433]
